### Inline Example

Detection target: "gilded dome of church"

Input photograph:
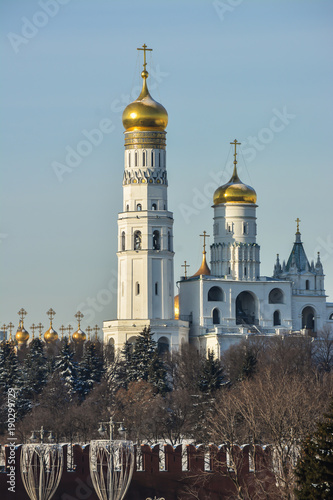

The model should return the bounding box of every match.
[213,171,257,205]
[15,323,29,344]
[44,327,58,343]
[122,70,168,132]
[214,140,257,205]
[72,328,86,343]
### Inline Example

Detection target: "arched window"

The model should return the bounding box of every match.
[153,230,160,250]
[137,203,142,211]
[152,203,157,210]
[329,313,333,320]
[155,282,158,295]
[128,151,131,168]
[208,286,223,301]
[126,204,129,211]
[273,310,281,326]
[134,231,142,250]
[306,280,310,290]
[158,337,169,356]
[244,267,247,276]
[168,231,171,251]
[135,282,140,295]
[135,151,138,167]
[143,151,146,166]
[212,308,220,325]
[121,231,125,251]
[302,306,315,331]
[243,223,247,234]
[269,288,284,304]
[151,151,154,166]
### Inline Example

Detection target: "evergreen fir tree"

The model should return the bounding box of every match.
[199,350,225,394]
[295,400,333,499]
[23,338,48,398]
[116,340,136,389]
[0,341,30,421]
[148,351,169,394]
[78,342,105,400]
[117,328,168,393]
[132,327,157,382]
[54,338,78,397]
[0,341,21,392]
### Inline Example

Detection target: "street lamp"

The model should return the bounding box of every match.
[21,426,63,500]
[97,417,127,440]
[90,416,134,500]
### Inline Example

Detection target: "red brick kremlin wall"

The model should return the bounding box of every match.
[0,443,277,499]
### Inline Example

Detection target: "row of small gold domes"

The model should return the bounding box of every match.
[1,309,100,345]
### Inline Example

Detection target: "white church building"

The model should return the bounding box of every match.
[103,46,333,355]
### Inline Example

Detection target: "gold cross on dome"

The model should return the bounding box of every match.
[7,322,14,342]
[75,311,84,328]
[295,217,301,233]
[67,324,73,340]
[230,139,241,167]
[18,308,27,323]
[86,326,92,341]
[93,325,100,341]
[200,231,210,253]
[181,260,190,279]
[37,323,44,339]
[46,308,56,326]
[30,323,37,339]
[59,325,66,340]
[137,43,152,71]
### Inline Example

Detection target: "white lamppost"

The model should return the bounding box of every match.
[20,426,63,500]
[90,417,134,500]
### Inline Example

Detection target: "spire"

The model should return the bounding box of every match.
[285,220,310,273]
[273,253,282,277]
[191,231,211,277]
[315,251,324,275]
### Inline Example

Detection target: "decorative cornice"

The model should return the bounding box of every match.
[124,130,166,150]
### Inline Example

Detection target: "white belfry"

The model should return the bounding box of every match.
[103,45,189,352]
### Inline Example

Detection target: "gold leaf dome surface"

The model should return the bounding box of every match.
[213,169,257,205]
[122,71,168,132]
[72,328,86,343]
[16,325,29,344]
[44,327,58,343]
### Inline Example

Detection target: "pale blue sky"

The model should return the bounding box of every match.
[1,0,332,334]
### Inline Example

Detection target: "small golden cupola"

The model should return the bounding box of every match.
[122,44,168,132]
[191,231,211,278]
[72,311,86,343]
[44,308,58,343]
[15,308,29,345]
[213,140,257,205]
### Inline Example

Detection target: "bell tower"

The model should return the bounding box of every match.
[211,140,260,280]
[103,45,189,351]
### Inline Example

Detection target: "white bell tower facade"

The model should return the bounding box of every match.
[118,130,174,320]
[103,45,189,351]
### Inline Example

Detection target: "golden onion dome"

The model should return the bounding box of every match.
[191,251,211,278]
[174,294,180,320]
[213,167,257,205]
[15,323,29,344]
[122,70,168,132]
[72,328,86,343]
[44,326,58,343]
